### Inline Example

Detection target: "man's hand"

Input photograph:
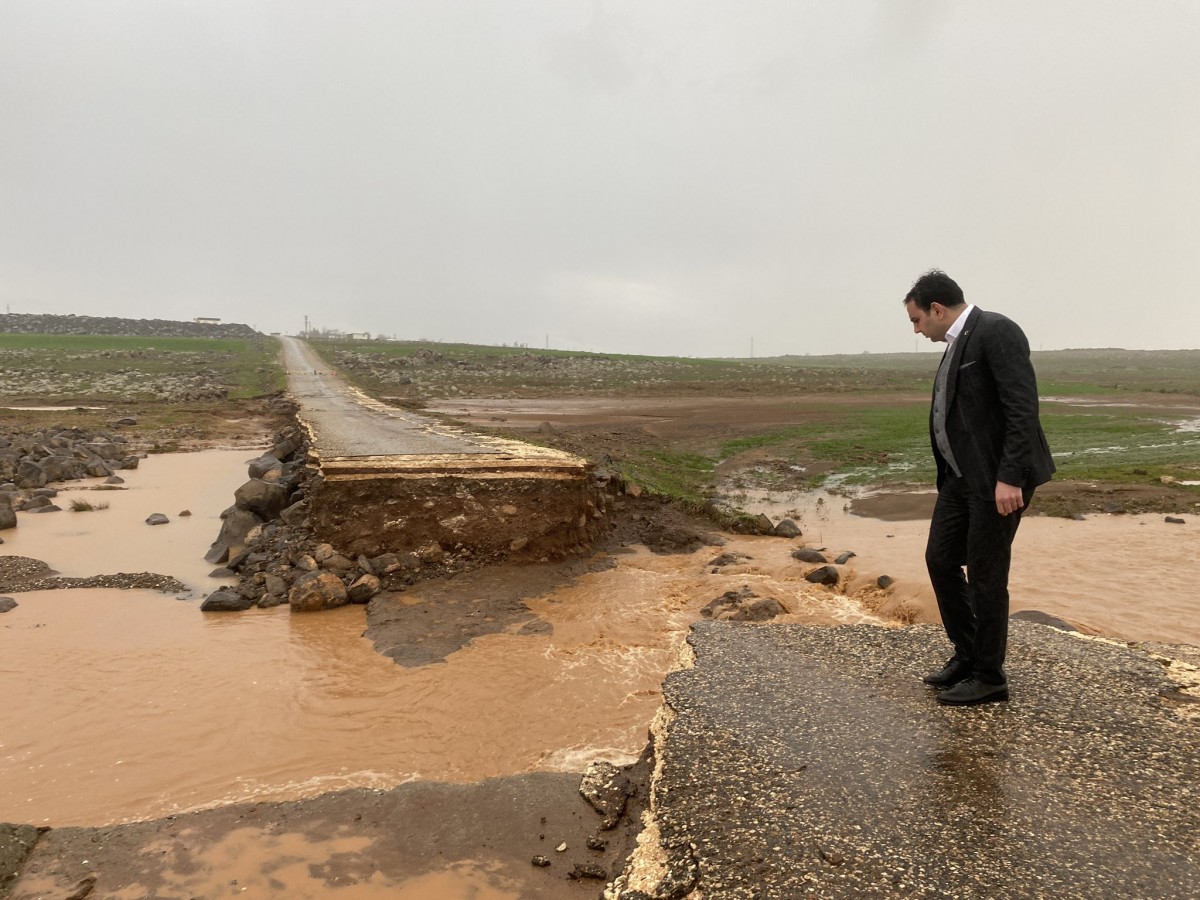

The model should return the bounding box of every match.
[995,481,1024,516]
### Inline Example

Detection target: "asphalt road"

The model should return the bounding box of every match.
[278,336,564,459]
[615,619,1200,898]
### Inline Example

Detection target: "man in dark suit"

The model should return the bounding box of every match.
[903,270,1055,705]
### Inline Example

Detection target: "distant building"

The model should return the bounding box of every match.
[347,332,371,340]
[194,317,221,325]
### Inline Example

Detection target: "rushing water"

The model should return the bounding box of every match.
[2,450,1199,831]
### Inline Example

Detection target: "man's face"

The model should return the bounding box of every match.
[905,300,951,343]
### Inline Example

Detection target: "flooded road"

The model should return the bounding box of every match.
[3,449,1199,831]
[1,449,879,827]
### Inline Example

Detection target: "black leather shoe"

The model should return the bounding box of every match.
[922,657,972,687]
[936,677,1009,706]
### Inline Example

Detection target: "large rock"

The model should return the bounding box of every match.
[280,500,308,527]
[272,431,303,461]
[289,571,349,612]
[347,574,381,604]
[205,509,265,564]
[773,518,802,538]
[0,597,17,613]
[234,478,289,520]
[199,589,254,612]
[701,586,788,622]
[805,565,840,586]
[247,453,283,481]
[39,455,86,482]
[0,495,17,530]
[80,440,123,462]
[791,547,828,564]
[83,456,113,478]
[14,460,46,490]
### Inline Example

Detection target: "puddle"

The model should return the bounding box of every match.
[1,448,255,593]
[733,485,1200,646]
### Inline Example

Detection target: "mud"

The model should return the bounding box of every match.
[6,762,651,900]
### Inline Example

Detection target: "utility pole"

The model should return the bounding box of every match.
[303,315,310,338]
[750,337,754,359]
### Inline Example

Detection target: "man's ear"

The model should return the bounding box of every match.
[929,302,946,319]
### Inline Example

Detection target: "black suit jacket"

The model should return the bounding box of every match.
[932,307,1055,497]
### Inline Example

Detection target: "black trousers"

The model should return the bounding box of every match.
[925,473,1032,684]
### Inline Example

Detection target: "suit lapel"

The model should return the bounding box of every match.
[943,307,980,412]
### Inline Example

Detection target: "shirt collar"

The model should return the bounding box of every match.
[945,304,975,346]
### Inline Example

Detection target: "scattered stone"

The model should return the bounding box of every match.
[178,509,192,517]
[568,863,609,880]
[104,475,125,484]
[280,500,308,527]
[580,760,636,830]
[1071,513,1087,521]
[28,504,62,514]
[0,495,15,530]
[199,588,254,612]
[791,547,827,564]
[113,416,138,426]
[146,513,170,526]
[701,586,787,622]
[772,518,802,538]
[834,551,856,565]
[877,575,894,589]
[586,835,608,852]
[750,513,774,534]
[323,553,355,572]
[1165,516,1186,524]
[208,567,236,578]
[0,597,17,613]
[708,551,750,567]
[347,574,382,604]
[531,856,551,868]
[805,565,840,586]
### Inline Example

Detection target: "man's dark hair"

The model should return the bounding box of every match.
[904,270,965,312]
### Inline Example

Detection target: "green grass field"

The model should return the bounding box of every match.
[0,333,286,401]
[310,338,1200,505]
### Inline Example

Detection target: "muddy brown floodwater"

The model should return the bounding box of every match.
[1,449,879,829]
[3,446,1199,840]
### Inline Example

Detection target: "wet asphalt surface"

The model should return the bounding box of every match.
[278,336,503,457]
[637,619,1200,898]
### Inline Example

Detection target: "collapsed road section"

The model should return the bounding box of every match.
[278,336,606,560]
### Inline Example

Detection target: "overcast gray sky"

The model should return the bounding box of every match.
[2,1,1197,357]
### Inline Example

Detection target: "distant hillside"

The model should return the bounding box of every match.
[0,313,259,340]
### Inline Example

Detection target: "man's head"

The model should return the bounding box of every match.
[903,269,966,343]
